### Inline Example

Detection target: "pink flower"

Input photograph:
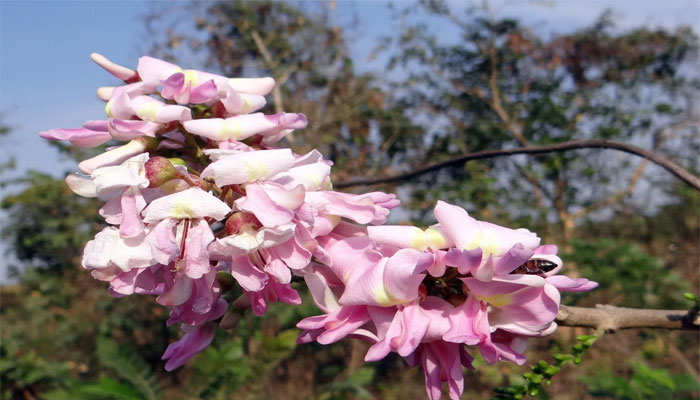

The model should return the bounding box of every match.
[304,191,399,226]
[78,139,152,174]
[183,112,307,142]
[200,149,297,187]
[142,188,231,279]
[106,93,192,123]
[165,269,227,326]
[67,153,152,237]
[364,297,452,360]
[434,201,541,281]
[137,56,275,97]
[296,267,371,344]
[407,341,473,400]
[39,120,111,148]
[297,304,370,344]
[136,56,274,113]
[82,227,155,273]
[368,225,454,251]
[90,53,138,82]
[244,280,302,316]
[47,55,605,395]
[218,88,267,115]
[162,322,218,371]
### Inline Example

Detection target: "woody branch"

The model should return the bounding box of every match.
[334,139,700,191]
[556,305,700,332]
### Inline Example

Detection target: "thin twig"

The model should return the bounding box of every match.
[251,30,283,114]
[667,339,700,380]
[571,158,648,220]
[333,139,700,190]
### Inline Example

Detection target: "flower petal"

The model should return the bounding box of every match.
[142,188,231,223]
[201,149,296,186]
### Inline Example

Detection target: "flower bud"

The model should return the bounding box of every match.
[159,179,190,194]
[233,294,251,310]
[219,310,242,330]
[225,212,263,235]
[145,156,179,188]
[167,157,188,167]
[215,271,237,293]
[186,174,209,191]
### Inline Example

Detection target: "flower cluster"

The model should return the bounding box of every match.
[42,54,597,399]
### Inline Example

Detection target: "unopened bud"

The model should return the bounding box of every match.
[225,212,263,235]
[233,294,251,310]
[168,157,188,167]
[159,179,190,193]
[137,136,160,152]
[219,310,242,330]
[215,271,237,293]
[145,156,179,188]
[186,174,208,190]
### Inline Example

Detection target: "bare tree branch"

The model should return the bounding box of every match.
[251,30,284,114]
[556,305,699,332]
[570,119,693,220]
[486,42,529,147]
[570,158,649,220]
[333,139,700,190]
[667,339,700,380]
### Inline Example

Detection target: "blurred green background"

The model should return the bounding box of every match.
[1,1,699,399]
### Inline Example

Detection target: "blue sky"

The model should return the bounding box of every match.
[0,0,698,281]
[1,1,153,180]
[2,0,698,181]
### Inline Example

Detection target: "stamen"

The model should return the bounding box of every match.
[178,219,191,262]
[249,250,265,268]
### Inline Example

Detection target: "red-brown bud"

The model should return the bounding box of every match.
[215,271,237,293]
[186,174,209,190]
[219,310,242,330]
[145,156,179,188]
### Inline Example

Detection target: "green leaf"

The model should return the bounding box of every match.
[346,367,375,385]
[655,103,672,113]
[95,337,161,400]
[80,377,145,400]
[682,292,697,302]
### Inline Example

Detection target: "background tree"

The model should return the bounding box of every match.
[145,0,424,183]
[379,3,699,239]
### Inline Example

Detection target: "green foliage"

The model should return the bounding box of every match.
[0,263,170,400]
[386,1,699,231]
[0,339,73,399]
[186,339,249,399]
[39,337,162,400]
[43,377,145,400]
[146,0,425,184]
[683,292,700,314]
[581,361,700,399]
[93,337,162,400]
[565,238,689,308]
[0,118,16,175]
[315,367,376,399]
[493,335,599,400]
[1,172,103,273]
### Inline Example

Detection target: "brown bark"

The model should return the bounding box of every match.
[556,305,700,332]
